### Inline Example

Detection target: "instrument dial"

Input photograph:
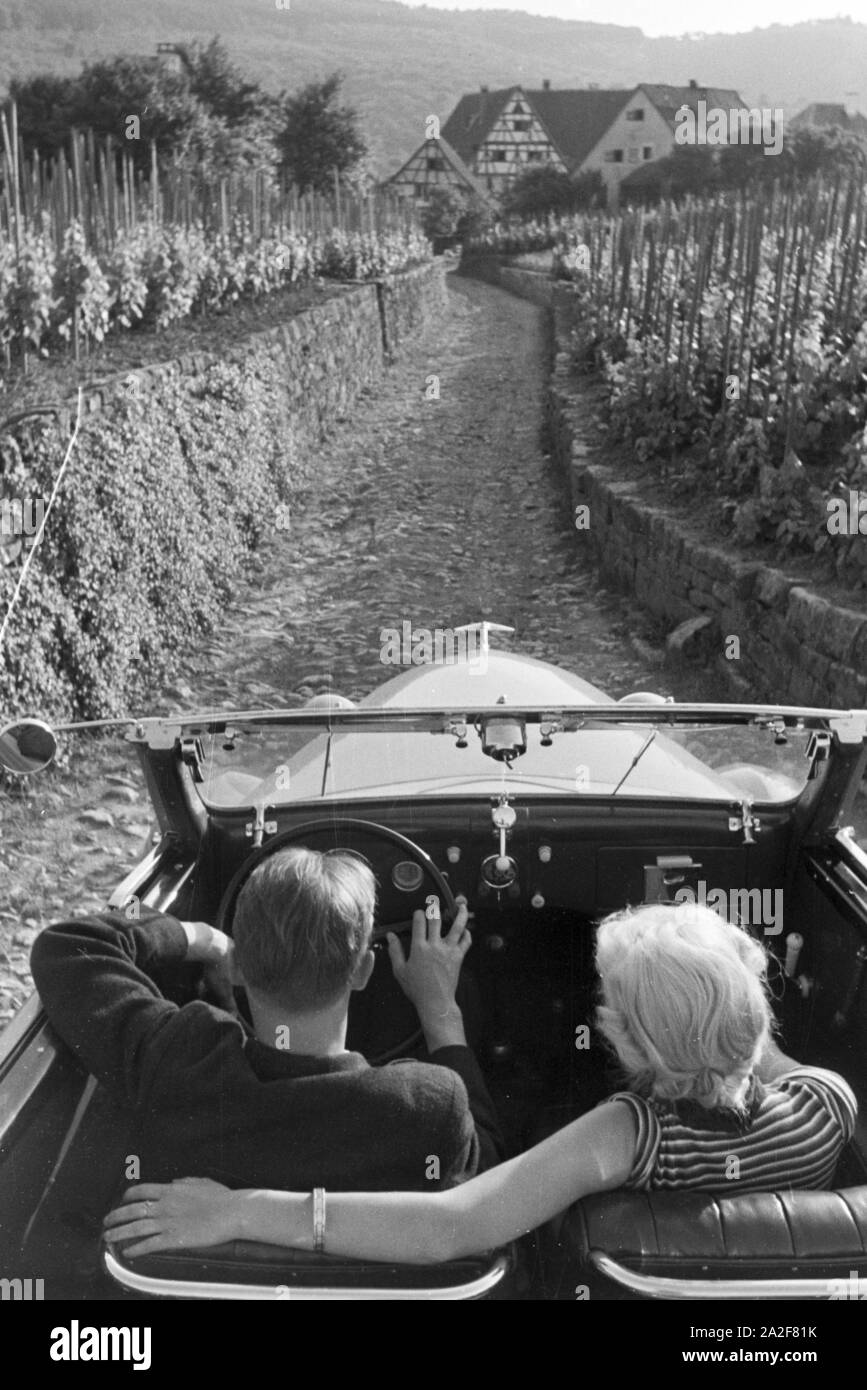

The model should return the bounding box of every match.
[392,860,424,892]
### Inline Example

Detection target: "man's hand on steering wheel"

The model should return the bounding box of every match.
[386,896,471,1052]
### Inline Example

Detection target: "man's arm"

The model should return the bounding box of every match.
[30,909,230,1107]
[387,900,505,1168]
[427,1043,504,1172]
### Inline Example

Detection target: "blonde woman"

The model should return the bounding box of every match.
[105,903,857,1265]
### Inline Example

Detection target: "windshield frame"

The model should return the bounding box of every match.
[108,703,866,747]
[107,703,866,813]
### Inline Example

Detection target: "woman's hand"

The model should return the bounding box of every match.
[103,1178,239,1257]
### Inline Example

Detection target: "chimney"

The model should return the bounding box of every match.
[689,78,698,89]
[844,91,860,118]
[481,84,489,93]
[542,78,551,91]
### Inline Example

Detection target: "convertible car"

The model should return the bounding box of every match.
[2,627,867,1300]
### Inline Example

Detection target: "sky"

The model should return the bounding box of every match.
[399,0,860,39]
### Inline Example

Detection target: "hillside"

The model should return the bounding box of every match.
[0,0,864,176]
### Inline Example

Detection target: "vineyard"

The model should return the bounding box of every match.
[468,175,867,586]
[0,110,430,371]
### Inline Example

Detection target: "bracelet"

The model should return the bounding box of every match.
[313,1187,326,1254]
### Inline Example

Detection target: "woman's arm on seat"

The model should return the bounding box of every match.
[107,1101,637,1264]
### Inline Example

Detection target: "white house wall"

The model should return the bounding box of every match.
[579,93,673,204]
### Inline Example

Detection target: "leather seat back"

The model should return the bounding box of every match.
[541,1187,867,1297]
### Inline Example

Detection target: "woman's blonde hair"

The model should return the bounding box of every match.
[595,902,772,1110]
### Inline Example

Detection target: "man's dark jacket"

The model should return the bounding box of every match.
[30,908,503,1192]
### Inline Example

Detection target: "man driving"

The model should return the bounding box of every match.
[30,847,503,1192]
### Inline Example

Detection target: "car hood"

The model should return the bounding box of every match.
[265,651,748,802]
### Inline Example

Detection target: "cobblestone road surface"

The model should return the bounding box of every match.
[0,274,761,1019]
[184,274,669,707]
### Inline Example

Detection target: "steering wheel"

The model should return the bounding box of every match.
[216,817,459,1063]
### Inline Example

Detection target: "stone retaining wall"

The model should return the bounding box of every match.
[0,259,449,721]
[378,258,451,352]
[40,258,448,443]
[463,256,867,708]
[458,255,555,308]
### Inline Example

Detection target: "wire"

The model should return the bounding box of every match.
[0,387,84,652]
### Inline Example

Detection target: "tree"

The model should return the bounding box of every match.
[175,38,282,180]
[276,73,367,194]
[420,187,463,240]
[570,169,606,210]
[419,186,491,248]
[6,40,281,181]
[716,140,776,190]
[7,73,81,160]
[178,36,271,129]
[501,165,604,218]
[68,56,203,173]
[782,126,867,179]
[624,145,719,204]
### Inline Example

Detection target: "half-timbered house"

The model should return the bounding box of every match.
[385,79,749,211]
[383,135,492,207]
[440,83,629,195]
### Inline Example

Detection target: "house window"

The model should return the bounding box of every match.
[606,149,624,163]
[627,147,639,163]
[513,119,530,132]
[643,145,653,160]
[414,183,425,197]
[427,157,443,171]
[626,108,645,121]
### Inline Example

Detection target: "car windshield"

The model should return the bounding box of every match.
[193,715,815,807]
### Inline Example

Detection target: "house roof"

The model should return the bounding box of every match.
[441,88,519,166]
[526,89,633,167]
[443,87,633,170]
[436,136,494,200]
[383,135,493,203]
[789,103,867,137]
[638,84,745,129]
[441,84,751,173]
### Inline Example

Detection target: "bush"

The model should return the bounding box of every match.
[501,166,604,218]
[481,179,867,583]
[0,344,303,720]
[52,222,112,347]
[0,220,432,362]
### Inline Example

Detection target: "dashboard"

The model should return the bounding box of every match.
[191,794,795,933]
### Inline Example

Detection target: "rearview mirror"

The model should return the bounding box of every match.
[0,718,58,774]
